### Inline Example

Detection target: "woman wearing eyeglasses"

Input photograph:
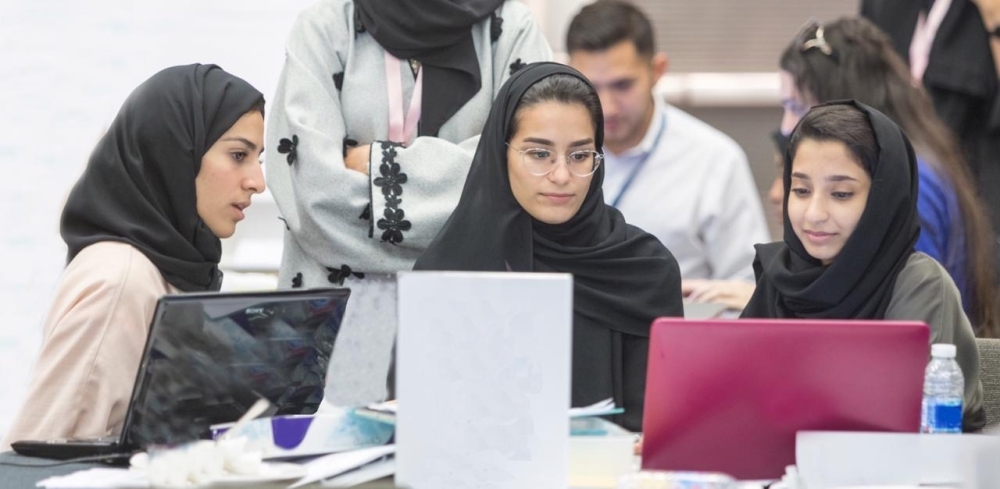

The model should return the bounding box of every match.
[777,17,1000,339]
[415,62,683,432]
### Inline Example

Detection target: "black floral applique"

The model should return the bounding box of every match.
[277,135,299,165]
[490,12,503,42]
[377,208,412,245]
[291,272,303,289]
[343,137,358,158]
[278,216,290,231]
[509,58,526,76]
[359,202,371,220]
[325,265,365,286]
[333,71,345,91]
[374,162,407,196]
[378,143,399,165]
[371,141,411,245]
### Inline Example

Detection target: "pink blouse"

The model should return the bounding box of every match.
[2,242,178,449]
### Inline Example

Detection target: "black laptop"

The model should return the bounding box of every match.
[11,287,350,461]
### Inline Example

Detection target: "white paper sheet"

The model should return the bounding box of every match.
[288,444,395,488]
[796,431,1000,488]
[370,397,616,419]
[965,434,1000,488]
[569,398,621,418]
[395,272,572,489]
[320,457,396,487]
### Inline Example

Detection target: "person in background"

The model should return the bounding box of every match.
[680,130,794,312]
[766,130,791,225]
[971,0,1000,78]
[415,62,684,432]
[742,101,985,432]
[862,0,1000,236]
[565,0,769,314]
[2,64,266,449]
[778,17,999,337]
[265,0,551,406]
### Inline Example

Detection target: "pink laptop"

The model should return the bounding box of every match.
[641,318,929,480]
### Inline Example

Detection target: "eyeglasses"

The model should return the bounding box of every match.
[506,143,602,177]
[795,19,840,63]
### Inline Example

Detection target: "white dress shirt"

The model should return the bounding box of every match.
[603,99,769,281]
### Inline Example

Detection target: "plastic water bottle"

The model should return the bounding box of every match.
[920,343,964,433]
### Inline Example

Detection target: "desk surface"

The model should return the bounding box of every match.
[0,452,106,489]
[0,452,407,489]
[0,451,635,489]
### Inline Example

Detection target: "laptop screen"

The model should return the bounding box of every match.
[122,288,350,449]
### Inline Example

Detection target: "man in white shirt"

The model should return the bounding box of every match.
[566,0,769,293]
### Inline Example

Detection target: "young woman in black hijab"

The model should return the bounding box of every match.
[741,100,985,431]
[415,62,683,432]
[777,18,998,337]
[2,64,266,449]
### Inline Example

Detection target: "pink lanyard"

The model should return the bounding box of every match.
[384,52,423,144]
[909,0,952,82]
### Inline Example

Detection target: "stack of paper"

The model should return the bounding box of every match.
[290,445,396,488]
[569,398,624,418]
[355,398,622,425]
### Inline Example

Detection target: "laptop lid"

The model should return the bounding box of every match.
[641,318,929,480]
[119,287,350,450]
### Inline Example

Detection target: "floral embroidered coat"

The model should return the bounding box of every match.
[265,0,551,406]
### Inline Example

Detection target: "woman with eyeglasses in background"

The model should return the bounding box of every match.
[415,62,683,432]
[777,17,1000,338]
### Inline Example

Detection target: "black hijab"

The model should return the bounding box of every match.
[742,100,920,319]
[415,62,683,431]
[61,64,264,292]
[354,0,505,138]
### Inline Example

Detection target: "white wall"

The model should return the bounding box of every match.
[528,0,590,55]
[0,0,317,438]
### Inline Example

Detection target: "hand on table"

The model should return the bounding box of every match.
[681,279,756,311]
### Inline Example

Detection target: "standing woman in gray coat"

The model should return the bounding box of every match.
[265,0,551,405]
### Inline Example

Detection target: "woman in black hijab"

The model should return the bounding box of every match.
[3,64,266,448]
[742,100,985,431]
[415,62,683,432]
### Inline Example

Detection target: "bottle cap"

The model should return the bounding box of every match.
[931,343,957,358]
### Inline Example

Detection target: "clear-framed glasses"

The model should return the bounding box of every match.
[794,19,840,63]
[506,143,602,177]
